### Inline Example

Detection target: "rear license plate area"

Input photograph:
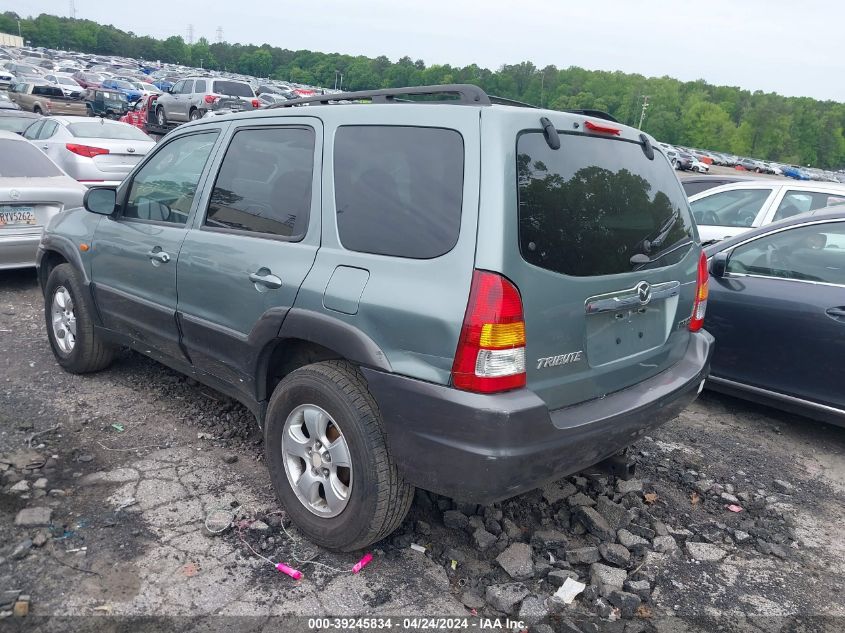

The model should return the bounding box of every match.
[585,305,669,366]
[0,206,36,227]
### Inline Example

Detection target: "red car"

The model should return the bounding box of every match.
[72,71,105,89]
[120,94,156,131]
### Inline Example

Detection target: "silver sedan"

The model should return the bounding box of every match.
[23,116,155,187]
[0,131,86,270]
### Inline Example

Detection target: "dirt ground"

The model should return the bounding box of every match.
[2,267,844,633]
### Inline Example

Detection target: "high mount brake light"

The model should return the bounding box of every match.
[451,270,527,394]
[584,120,621,136]
[689,252,709,332]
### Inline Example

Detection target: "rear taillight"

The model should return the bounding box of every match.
[66,143,110,158]
[584,120,621,135]
[451,270,527,393]
[251,99,261,108]
[689,252,709,332]
[204,94,219,104]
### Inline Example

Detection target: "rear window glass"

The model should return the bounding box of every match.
[33,85,63,97]
[67,122,150,141]
[213,80,253,98]
[0,139,62,177]
[517,132,694,276]
[334,126,464,258]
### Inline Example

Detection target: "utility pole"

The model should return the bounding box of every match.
[638,95,650,130]
[216,26,223,44]
[187,24,194,45]
[17,19,22,38]
[69,0,76,19]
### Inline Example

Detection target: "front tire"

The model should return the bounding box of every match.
[45,263,116,374]
[265,361,414,551]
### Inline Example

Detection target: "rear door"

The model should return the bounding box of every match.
[708,219,845,410]
[176,118,322,399]
[91,127,224,361]
[480,111,701,410]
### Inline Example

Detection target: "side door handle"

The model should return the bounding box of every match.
[826,306,845,319]
[248,268,282,290]
[147,248,171,266]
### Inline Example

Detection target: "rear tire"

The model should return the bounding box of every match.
[34,106,42,115]
[156,106,167,126]
[189,108,201,121]
[45,263,116,374]
[264,361,414,551]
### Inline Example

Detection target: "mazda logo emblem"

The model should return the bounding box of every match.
[636,281,651,304]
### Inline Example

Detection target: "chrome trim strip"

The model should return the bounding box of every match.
[707,376,845,417]
[585,280,681,314]
[722,272,845,289]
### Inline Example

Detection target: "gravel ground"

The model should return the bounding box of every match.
[2,267,845,633]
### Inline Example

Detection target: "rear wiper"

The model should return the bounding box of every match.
[630,238,694,270]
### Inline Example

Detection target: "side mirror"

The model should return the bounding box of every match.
[709,251,729,278]
[83,187,117,215]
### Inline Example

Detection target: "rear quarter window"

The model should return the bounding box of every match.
[517,131,694,276]
[333,125,464,259]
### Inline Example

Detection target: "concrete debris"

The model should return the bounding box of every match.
[575,507,616,542]
[686,541,728,562]
[496,543,534,581]
[566,546,600,565]
[589,562,627,597]
[485,583,530,613]
[599,543,631,568]
[14,507,52,527]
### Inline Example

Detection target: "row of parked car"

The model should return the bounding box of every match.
[660,142,845,183]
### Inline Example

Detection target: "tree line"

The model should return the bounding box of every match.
[4,11,845,169]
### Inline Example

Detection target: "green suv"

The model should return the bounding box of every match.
[37,85,714,551]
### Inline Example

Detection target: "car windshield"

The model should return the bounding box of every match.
[212,80,253,97]
[0,116,39,134]
[517,131,695,276]
[67,122,150,140]
[113,80,133,89]
[0,138,63,177]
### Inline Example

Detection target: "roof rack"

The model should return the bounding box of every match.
[268,84,492,108]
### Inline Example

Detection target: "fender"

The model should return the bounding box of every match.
[274,308,393,372]
[37,234,90,289]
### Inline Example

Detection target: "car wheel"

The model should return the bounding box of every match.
[156,106,167,126]
[33,106,42,115]
[189,108,201,121]
[45,263,116,374]
[264,360,414,552]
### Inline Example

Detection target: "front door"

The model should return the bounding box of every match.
[708,219,845,409]
[177,120,322,399]
[91,128,223,362]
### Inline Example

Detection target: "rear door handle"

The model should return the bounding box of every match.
[248,269,282,290]
[147,249,171,265]
[826,307,845,318]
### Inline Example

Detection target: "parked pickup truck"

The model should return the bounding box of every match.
[8,82,87,117]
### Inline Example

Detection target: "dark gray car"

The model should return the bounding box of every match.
[704,208,845,425]
[36,84,713,550]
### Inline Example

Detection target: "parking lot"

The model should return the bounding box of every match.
[2,267,844,631]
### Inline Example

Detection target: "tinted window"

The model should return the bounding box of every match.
[124,132,218,225]
[727,222,845,286]
[690,188,771,227]
[23,120,43,140]
[212,80,253,98]
[194,79,206,93]
[205,127,314,238]
[334,126,464,258]
[180,80,193,95]
[38,120,58,139]
[33,85,63,97]
[773,190,845,222]
[171,80,184,93]
[0,139,62,177]
[517,132,694,276]
[0,115,39,134]
[67,122,150,141]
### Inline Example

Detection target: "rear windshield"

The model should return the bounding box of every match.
[517,131,694,276]
[32,86,64,97]
[213,80,253,98]
[0,139,62,177]
[67,122,150,141]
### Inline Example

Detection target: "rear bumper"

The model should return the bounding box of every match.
[362,330,714,504]
[0,232,41,270]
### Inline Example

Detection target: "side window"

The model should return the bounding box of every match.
[170,80,184,94]
[727,222,845,286]
[773,190,845,222]
[194,79,206,93]
[205,127,314,238]
[334,125,464,258]
[690,188,772,227]
[124,132,219,225]
[180,80,194,95]
[38,120,58,139]
[23,121,43,140]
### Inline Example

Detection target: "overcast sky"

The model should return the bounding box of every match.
[8,0,844,101]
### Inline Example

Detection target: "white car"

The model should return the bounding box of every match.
[689,180,845,243]
[690,158,710,174]
[43,73,84,97]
